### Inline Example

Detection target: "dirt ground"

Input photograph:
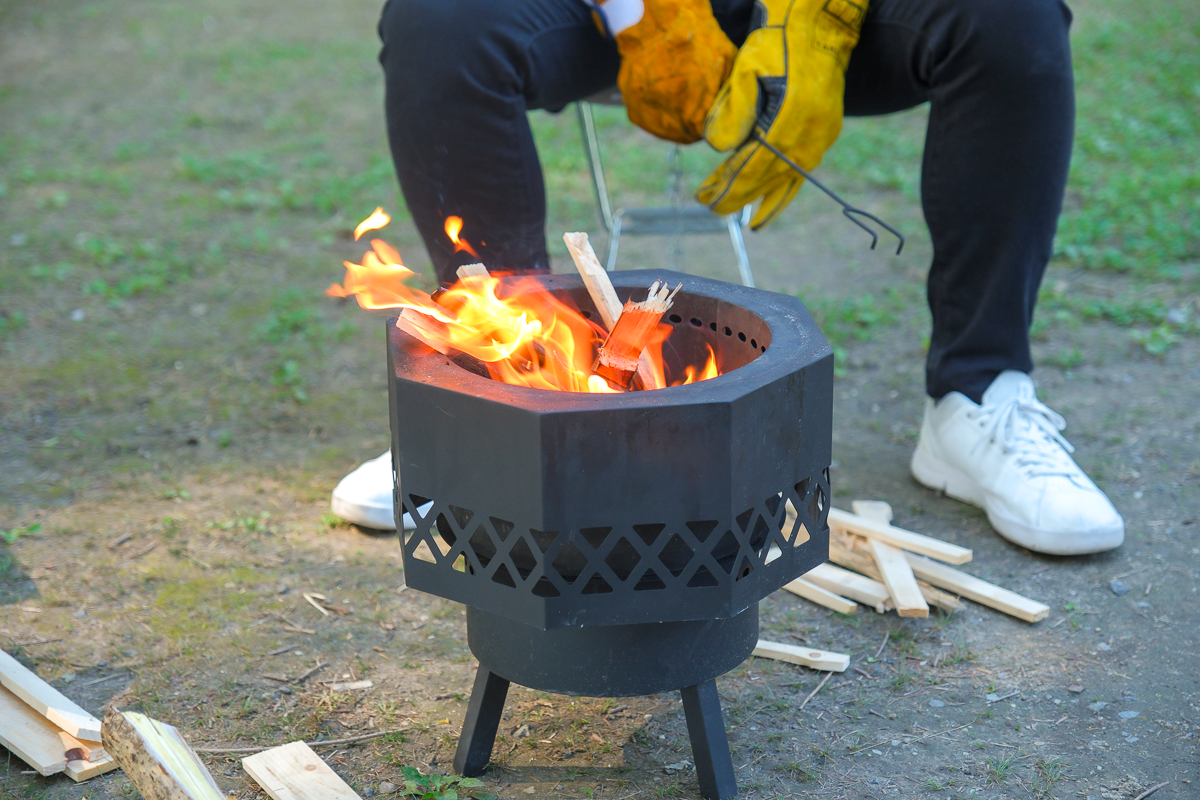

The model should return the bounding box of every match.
[1,0,1197,798]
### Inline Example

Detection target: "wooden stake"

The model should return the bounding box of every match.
[828,507,972,564]
[243,741,362,800]
[595,281,679,388]
[102,707,226,800]
[904,554,1050,623]
[781,577,857,614]
[869,539,929,618]
[805,563,892,613]
[828,529,962,611]
[563,232,667,390]
[0,648,102,742]
[752,640,849,672]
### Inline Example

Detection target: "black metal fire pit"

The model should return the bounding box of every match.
[387,270,833,800]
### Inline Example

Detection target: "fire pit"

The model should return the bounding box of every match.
[388,270,832,800]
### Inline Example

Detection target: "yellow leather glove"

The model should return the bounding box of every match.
[695,0,867,229]
[592,0,738,144]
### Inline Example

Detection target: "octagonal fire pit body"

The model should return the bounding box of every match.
[387,270,833,800]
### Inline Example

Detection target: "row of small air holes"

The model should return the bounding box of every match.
[667,314,767,353]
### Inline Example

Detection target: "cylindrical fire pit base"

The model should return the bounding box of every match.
[453,608,757,800]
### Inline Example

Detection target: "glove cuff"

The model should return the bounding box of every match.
[583,0,645,37]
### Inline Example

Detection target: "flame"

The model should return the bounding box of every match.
[330,210,725,393]
[444,216,480,258]
[354,207,391,241]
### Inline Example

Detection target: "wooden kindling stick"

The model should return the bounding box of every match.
[563,232,674,391]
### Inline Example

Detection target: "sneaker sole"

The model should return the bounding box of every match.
[911,445,1124,556]
[329,497,416,531]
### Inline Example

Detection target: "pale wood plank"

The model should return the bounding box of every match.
[805,563,892,613]
[243,741,362,800]
[0,648,102,741]
[828,530,963,611]
[904,554,1050,623]
[455,263,489,280]
[828,507,972,564]
[65,754,120,782]
[102,707,226,800]
[850,499,893,524]
[0,682,69,775]
[752,640,849,672]
[869,539,929,618]
[781,577,857,614]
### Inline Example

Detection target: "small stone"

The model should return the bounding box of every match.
[891,740,901,747]
[1088,701,1108,712]
[515,724,530,738]
[61,673,76,683]
[10,233,28,247]
[1097,642,1111,651]
[929,699,945,708]
[986,693,1000,703]
[190,303,208,317]
[378,782,397,795]
[1068,685,1084,694]
[1118,710,1140,719]
[277,585,290,594]
[70,309,85,322]
[73,609,87,618]
[1109,580,1130,596]
[1125,736,1139,743]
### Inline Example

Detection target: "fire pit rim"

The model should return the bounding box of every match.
[391,269,831,410]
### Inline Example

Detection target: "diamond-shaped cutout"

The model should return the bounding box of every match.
[580,526,611,551]
[792,522,810,547]
[632,523,665,546]
[685,520,719,542]
[551,541,588,584]
[735,507,754,533]
[749,514,771,550]
[448,505,474,530]
[765,492,783,518]
[491,562,516,588]
[658,534,694,577]
[434,513,457,546]
[604,537,641,582]
[808,484,826,524]
[686,564,720,587]
[713,530,740,574]
[794,478,811,500]
[509,537,535,580]
[734,554,755,581]
[531,576,560,597]
[581,573,613,594]
[489,517,515,542]
[408,494,431,510]
[468,525,495,567]
[529,528,558,553]
[634,569,665,591]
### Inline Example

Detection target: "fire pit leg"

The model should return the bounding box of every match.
[453,666,511,777]
[681,679,738,800]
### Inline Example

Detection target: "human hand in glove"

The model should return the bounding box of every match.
[590,0,738,144]
[695,0,867,229]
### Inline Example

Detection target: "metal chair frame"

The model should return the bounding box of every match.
[575,101,755,288]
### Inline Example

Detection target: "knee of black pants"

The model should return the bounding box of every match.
[941,0,1074,84]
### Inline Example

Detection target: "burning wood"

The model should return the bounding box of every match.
[329,211,721,393]
[595,280,681,389]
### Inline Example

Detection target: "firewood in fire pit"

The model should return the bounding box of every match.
[395,308,492,380]
[563,232,668,391]
[595,280,681,389]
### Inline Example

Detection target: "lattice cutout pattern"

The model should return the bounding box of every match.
[401,467,830,601]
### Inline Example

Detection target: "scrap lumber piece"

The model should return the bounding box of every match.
[65,754,119,782]
[850,499,894,523]
[395,307,451,355]
[827,507,972,565]
[595,280,680,388]
[782,577,857,614]
[455,263,489,280]
[828,531,963,611]
[752,640,849,672]
[102,707,225,800]
[869,540,929,618]
[0,682,71,775]
[243,741,362,800]
[563,231,665,390]
[805,563,892,613]
[0,648,102,741]
[59,730,106,762]
[904,554,1050,623]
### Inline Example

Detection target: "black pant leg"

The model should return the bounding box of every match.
[843,0,1075,402]
[378,0,619,285]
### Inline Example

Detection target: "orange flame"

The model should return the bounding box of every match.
[354,207,391,241]
[444,215,480,258]
[330,210,724,393]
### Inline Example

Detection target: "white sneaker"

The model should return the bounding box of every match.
[330,452,417,531]
[910,371,1124,555]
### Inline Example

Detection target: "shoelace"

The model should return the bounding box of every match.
[968,395,1082,479]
